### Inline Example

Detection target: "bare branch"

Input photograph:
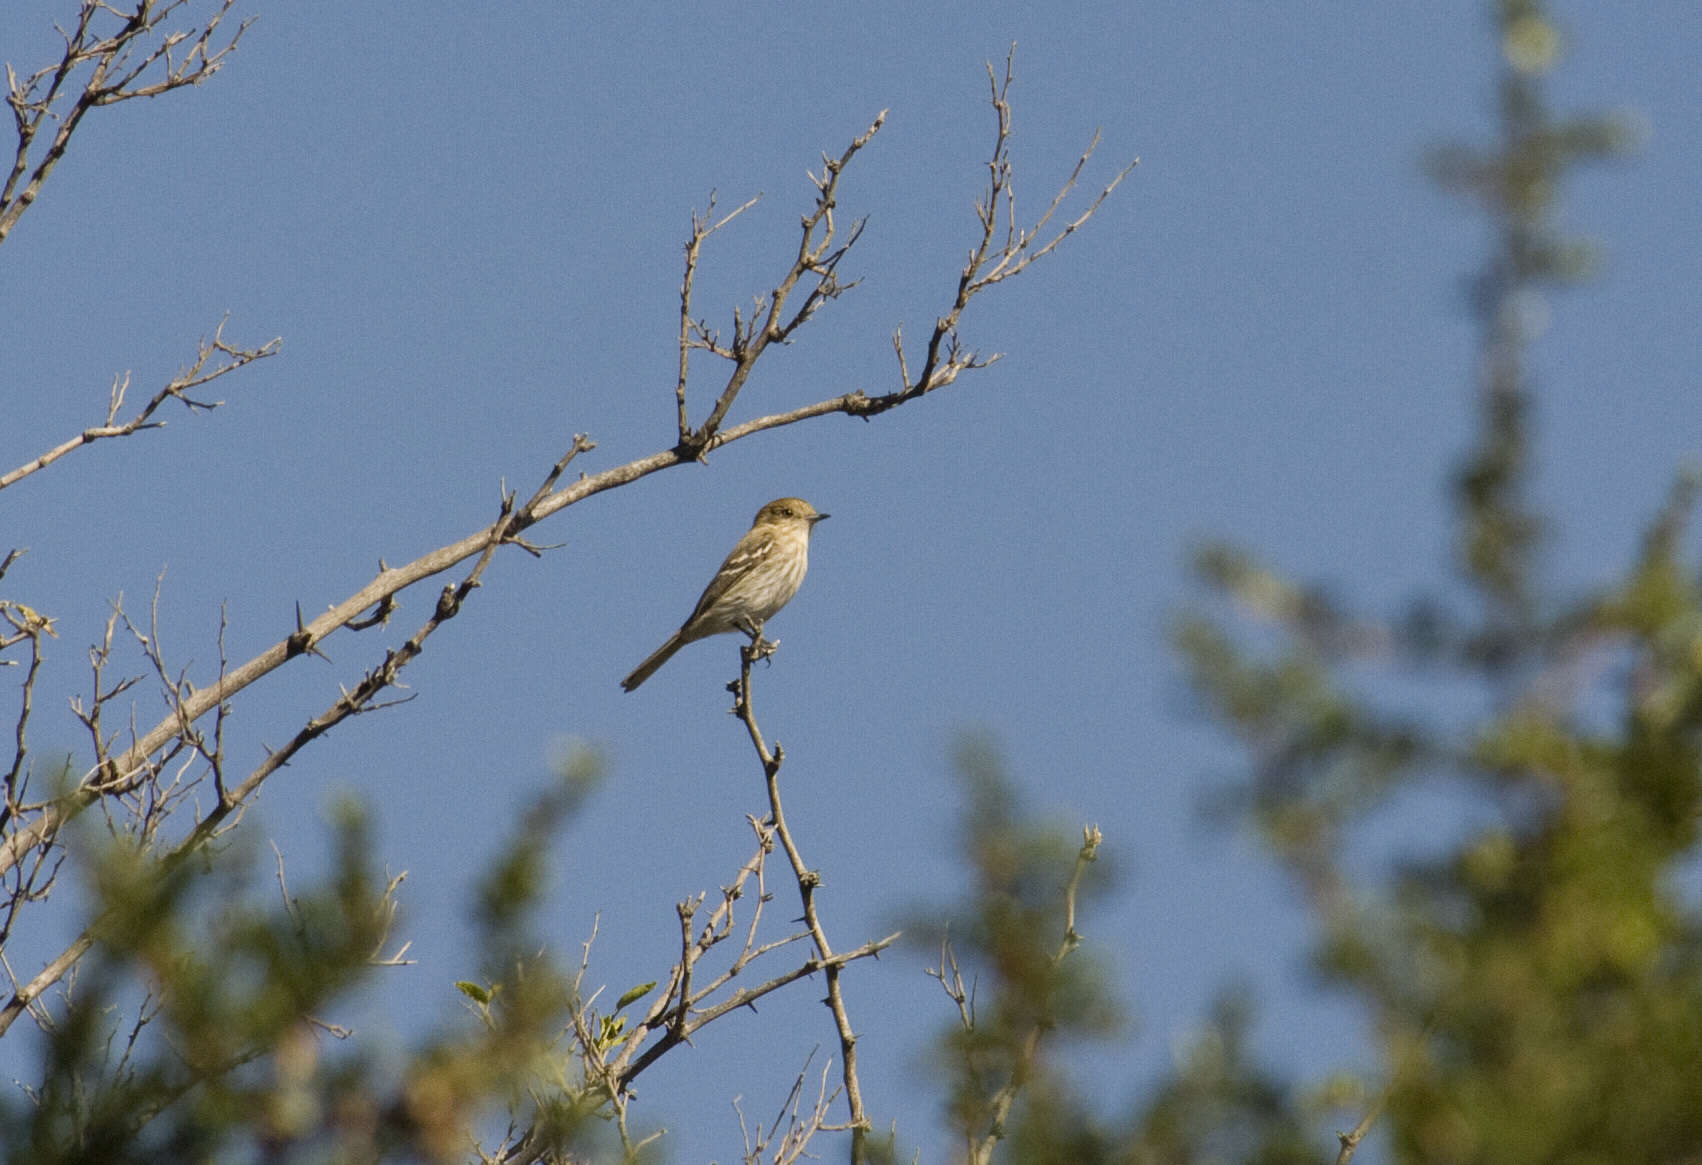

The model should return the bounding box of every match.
[500,817,891,1164]
[2,1,255,247]
[925,930,976,1032]
[2,66,1133,885]
[1,64,1131,1064]
[731,640,889,1161]
[682,111,887,452]
[678,191,763,442]
[0,434,596,890]
[1,318,281,494]
[736,1050,844,1165]
[0,596,64,954]
[0,438,595,1038]
[889,47,1136,408]
[0,931,93,1039]
[1336,1017,1435,1164]
[1335,1092,1385,1165]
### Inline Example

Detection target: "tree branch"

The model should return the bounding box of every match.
[4,54,1135,882]
[1,317,279,494]
[0,437,593,1038]
[678,111,886,455]
[1,0,254,247]
[677,192,763,443]
[496,813,893,1163]
[732,640,888,1163]
[2,66,1131,1059]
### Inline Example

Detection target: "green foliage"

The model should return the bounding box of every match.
[1172,4,1702,1162]
[913,736,1119,1161]
[0,752,614,1164]
[615,981,657,1011]
[2,804,391,1162]
[455,980,493,1005]
[918,743,1321,1163]
[1122,993,1318,1165]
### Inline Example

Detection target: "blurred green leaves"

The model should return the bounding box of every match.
[1170,4,1702,1161]
[5,804,393,1163]
[911,736,1118,1162]
[913,740,1325,1162]
[1,746,614,1164]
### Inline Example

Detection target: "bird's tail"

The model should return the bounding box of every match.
[621,631,685,692]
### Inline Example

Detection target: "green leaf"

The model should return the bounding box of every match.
[616,980,657,1011]
[455,980,491,1005]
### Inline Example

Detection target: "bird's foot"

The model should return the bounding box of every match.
[742,633,779,665]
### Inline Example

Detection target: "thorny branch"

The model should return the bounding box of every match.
[675,48,1136,440]
[731,640,899,1163]
[677,192,763,442]
[497,814,893,1163]
[885,49,1137,415]
[677,114,883,455]
[0,438,596,1039]
[4,55,1129,1053]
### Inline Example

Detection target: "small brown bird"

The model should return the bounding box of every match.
[620,497,829,691]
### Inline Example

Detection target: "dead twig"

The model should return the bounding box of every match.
[731,640,892,1163]
[2,1,255,246]
[0,317,280,494]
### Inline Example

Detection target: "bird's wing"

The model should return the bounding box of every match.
[684,527,777,626]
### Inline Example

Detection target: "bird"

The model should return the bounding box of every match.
[620,497,829,691]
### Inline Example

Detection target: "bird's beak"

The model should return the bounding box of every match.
[812,513,830,523]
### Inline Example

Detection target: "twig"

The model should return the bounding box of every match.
[0,317,280,493]
[1335,1090,1386,1165]
[965,823,1101,1165]
[687,111,884,452]
[1336,1016,1435,1164]
[677,192,763,442]
[500,824,891,1163]
[2,1,255,246]
[732,640,887,1163]
[887,48,1137,410]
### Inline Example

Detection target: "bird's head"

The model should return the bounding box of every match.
[754,497,830,528]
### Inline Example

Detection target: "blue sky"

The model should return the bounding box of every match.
[4,1,1700,1159]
